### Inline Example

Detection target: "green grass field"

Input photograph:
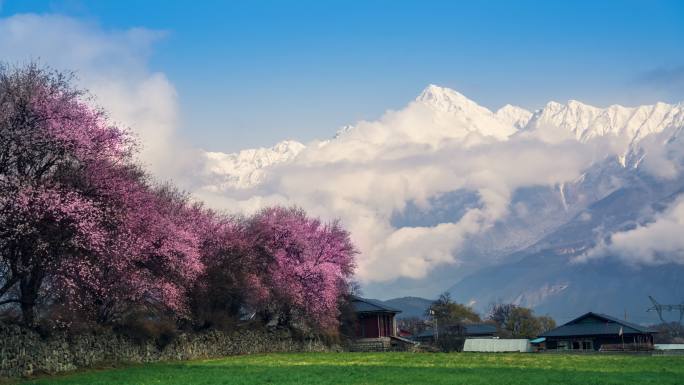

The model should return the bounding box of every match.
[14,352,684,385]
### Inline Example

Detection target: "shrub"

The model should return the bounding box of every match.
[115,311,178,349]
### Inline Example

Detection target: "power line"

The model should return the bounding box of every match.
[647,296,684,336]
[647,296,684,324]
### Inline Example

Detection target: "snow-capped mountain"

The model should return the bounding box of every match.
[524,99,684,147]
[413,84,518,140]
[201,140,304,190]
[198,85,684,322]
[495,104,533,130]
[203,86,683,190]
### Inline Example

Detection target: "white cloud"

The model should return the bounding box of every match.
[0,14,185,180]
[577,195,684,265]
[638,127,684,179]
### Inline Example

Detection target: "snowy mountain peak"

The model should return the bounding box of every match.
[416,84,489,113]
[543,101,564,110]
[527,99,684,144]
[496,104,533,130]
[418,84,471,101]
[414,84,517,140]
[566,99,591,108]
[202,139,305,189]
[270,139,305,154]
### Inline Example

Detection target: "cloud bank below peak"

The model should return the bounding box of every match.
[577,195,684,266]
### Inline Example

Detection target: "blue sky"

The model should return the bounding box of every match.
[1,0,683,152]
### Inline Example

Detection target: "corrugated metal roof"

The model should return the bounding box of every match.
[351,295,401,313]
[464,323,497,335]
[540,312,655,338]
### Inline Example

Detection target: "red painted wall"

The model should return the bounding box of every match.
[360,315,379,337]
[356,314,395,338]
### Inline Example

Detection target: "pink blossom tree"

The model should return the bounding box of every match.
[0,186,107,325]
[248,207,356,331]
[0,64,204,325]
[72,181,207,324]
[0,64,125,325]
[188,214,264,329]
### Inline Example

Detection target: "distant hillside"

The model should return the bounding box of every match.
[382,296,434,319]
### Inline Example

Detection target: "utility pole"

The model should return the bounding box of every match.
[430,309,438,342]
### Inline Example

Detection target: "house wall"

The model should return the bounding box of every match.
[382,314,392,336]
[546,334,654,351]
[358,315,379,338]
[355,313,396,338]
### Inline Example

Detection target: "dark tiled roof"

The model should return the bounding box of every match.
[351,295,401,313]
[464,323,497,335]
[540,312,656,338]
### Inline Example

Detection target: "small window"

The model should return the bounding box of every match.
[582,341,593,350]
[572,341,580,350]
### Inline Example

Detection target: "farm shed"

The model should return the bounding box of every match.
[350,295,401,338]
[540,312,655,352]
[463,338,532,352]
[349,296,417,351]
[655,344,684,351]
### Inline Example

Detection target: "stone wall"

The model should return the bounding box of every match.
[349,336,418,352]
[0,323,336,378]
[349,337,392,352]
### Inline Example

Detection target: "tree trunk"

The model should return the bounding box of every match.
[19,272,43,326]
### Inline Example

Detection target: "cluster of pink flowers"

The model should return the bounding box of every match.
[249,207,356,330]
[0,64,356,332]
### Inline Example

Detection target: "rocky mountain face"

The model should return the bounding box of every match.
[447,165,684,324]
[199,85,684,324]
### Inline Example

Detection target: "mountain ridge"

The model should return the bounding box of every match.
[380,296,434,319]
[203,85,684,190]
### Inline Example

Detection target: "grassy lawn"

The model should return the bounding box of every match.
[14,352,684,385]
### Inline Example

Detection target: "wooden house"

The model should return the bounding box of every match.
[349,296,418,351]
[350,295,401,338]
[539,312,656,351]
